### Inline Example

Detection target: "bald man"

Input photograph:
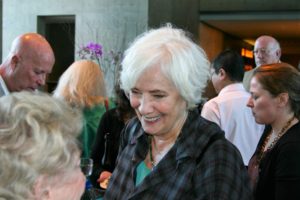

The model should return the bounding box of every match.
[0,33,55,96]
[243,35,281,91]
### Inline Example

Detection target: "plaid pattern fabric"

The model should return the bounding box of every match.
[104,109,252,200]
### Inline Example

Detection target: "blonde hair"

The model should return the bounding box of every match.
[53,60,107,108]
[0,91,82,199]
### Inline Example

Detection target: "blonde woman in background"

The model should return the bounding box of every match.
[53,60,115,158]
[0,91,85,200]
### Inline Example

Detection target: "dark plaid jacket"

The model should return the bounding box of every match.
[104,109,252,200]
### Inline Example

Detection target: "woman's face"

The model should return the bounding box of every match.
[247,76,278,124]
[129,65,187,137]
[48,158,86,200]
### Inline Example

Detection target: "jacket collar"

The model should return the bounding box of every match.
[129,109,224,197]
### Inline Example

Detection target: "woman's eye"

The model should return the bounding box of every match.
[130,89,139,94]
[153,94,165,98]
[130,90,142,97]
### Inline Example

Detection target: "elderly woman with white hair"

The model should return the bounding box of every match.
[0,91,85,200]
[104,25,252,199]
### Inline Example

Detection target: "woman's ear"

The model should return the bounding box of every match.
[33,176,50,200]
[10,55,20,71]
[277,92,289,107]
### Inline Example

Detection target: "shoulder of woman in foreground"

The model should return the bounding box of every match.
[188,115,252,199]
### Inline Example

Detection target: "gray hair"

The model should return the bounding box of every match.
[120,24,210,109]
[0,91,82,199]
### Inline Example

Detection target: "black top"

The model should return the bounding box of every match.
[249,122,300,200]
[90,108,125,188]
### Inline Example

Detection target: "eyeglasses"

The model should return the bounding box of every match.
[252,48,274,55]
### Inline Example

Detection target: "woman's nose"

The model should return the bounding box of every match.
[246,97,253,108]
[138,95,153,114]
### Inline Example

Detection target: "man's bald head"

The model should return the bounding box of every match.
[1,33,55,92]
[253,35,281,67]
[10,33,55,66]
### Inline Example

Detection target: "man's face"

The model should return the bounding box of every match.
[12,56,53,91]
[210,67,222,94]
[253,39,280,67]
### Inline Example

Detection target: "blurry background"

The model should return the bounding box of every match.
[1,0,299,97]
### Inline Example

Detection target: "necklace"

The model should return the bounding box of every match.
[148,111,188,169]
[256,115,295,164]
[148,135,178,170]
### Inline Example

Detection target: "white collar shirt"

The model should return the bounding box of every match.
[201,83,264,165]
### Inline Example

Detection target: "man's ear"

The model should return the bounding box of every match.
[10,55,19,71]
[276,49,281,60]
[218,68,227,80]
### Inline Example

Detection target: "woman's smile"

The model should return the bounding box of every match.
[130,65,187,137]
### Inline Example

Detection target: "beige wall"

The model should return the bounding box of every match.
[198,22,225,100]
[3,0,148,95]
[199,22,224,61]
[2,0,148,59]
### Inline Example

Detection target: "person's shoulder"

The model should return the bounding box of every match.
[101,107,119,121]
[107,98,116,108]
[83,104,105,115]
[201,97,219,112]
[119,117,141,148]
[203,96,219,105]
[197,127,244,168]
[185,110,224,145]
[192,112,239,151]
[196,111,221,132]
[206,133,241,155]
[197,118,232,148]
[122,116,141,137]
[105,107,118,115]
[243,68,255,82]
[188,115,243,167]
[280,122,300,144]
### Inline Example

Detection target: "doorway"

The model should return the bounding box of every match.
[37,15,75,93]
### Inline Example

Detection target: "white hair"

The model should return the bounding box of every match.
[120,24,210,109]
[0,91,82,199]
